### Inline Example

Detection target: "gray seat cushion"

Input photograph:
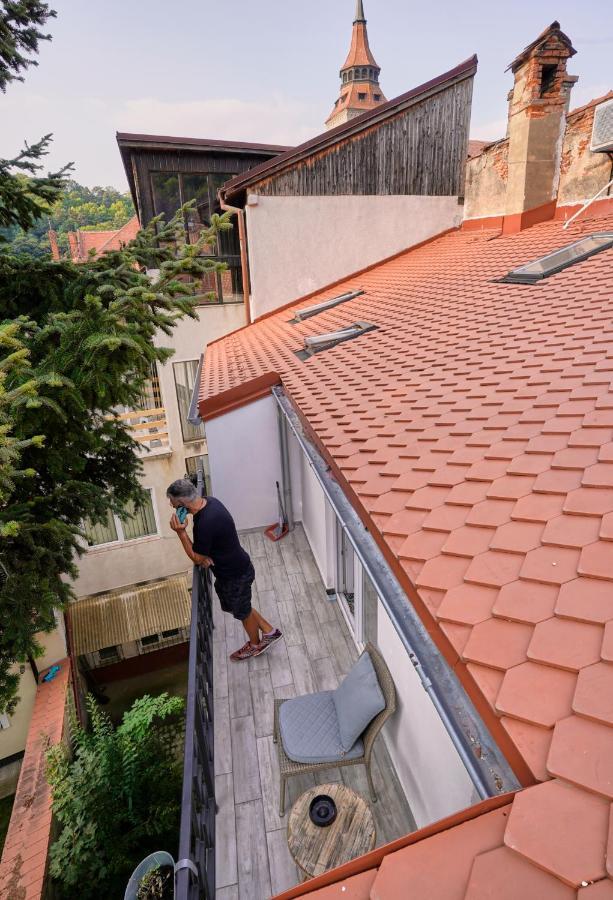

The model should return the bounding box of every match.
[279,690,364,764]
[333,650,385,752]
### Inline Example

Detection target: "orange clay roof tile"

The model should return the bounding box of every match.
[203,206,613,899]
[464,845,576,899]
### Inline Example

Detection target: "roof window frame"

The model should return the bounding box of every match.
[289,289,364,324]
[499,232,613,284]
[294,320,377,360]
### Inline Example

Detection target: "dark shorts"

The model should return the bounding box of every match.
[214,562,255,621]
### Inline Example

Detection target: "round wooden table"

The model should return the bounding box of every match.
[287,783,376,880]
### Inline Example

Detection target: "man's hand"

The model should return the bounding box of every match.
[170,513,186,533]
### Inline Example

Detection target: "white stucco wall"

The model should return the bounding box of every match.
[299,452,333,587]
[245,194,463,319]
[206,395,302,531]
[0,665,37,762]
[377,605,478,826]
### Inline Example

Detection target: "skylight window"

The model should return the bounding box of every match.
[290,289,364,323]
[500,233,613,284]
[294,321,376,360]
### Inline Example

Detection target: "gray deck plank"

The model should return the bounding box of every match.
[308,583,338,625]
[227,654,253,719]
[277,599,303,647]
[215,772,238,888]
[256,735,286,833]
[280,541,303,575]
[267,828,300,895]
[235,799,272,900]
[250,668,275,739]
[298,608,329,660]
[287,571,311,612]
[214,639,229,700]
[214,695,232,776]
[270,563,293,602]
[298,550,321,584]
[216,886,239,900]
[287,643,317,695]
[267,637,294,688]
[230,715,261,804]
[312,656,340,692]
[253,555,273,591]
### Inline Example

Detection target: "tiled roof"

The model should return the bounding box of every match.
[342,19,379,70]
[70,215,140,262]
[202,203,613,895]
[0,661,70,900]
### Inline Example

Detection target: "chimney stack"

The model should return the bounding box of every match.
[503,22,577,232]
[47,229,60,261]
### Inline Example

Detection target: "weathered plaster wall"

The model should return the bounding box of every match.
[464,140,509,220]
[558,100,613,205]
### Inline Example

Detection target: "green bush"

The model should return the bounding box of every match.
[46,692,184,899]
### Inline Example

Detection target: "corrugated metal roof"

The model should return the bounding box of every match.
[69,574,191,655]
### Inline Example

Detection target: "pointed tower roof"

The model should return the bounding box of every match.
[326,0,386,130]
[342,0,379,69]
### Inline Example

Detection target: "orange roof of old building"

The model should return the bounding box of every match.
[201,203,613,896]
[69,215,140,262]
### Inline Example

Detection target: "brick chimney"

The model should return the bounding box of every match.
[503,22,577,233]
[67,231,80,262]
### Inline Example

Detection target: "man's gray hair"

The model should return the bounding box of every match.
[166,478,199,503]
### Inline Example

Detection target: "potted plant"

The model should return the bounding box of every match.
[137,864,174,900]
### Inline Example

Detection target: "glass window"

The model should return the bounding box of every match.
[86,489,158,546]
[161,628,179,639]
[174,360,206,442]
[182,174,211,245]
[151,173,181,223]
[358,92,366,100]
[185,453,211,492]
[85,510,118,547]
[98,645,120,661]
[336,522,355,620]
[501,233,613,284]
[140,634,160,647]
[374,93,381,101]
[119,493,157,541]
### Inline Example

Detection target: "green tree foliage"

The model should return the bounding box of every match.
[47,693,184,899]
[0,0,55,92]
[0,134,232,714]
[1,175,136,259]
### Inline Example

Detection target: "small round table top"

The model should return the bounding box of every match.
[287,782,376,879]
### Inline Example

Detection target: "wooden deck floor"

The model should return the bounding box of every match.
[214,524,416,900]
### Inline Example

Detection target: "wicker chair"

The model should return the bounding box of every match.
[273,642,396,816]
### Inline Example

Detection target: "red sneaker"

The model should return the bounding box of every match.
[230,641,264,662]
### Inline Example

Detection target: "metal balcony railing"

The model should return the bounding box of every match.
[175,484,216,900]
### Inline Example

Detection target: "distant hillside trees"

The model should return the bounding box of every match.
[0,180,135,259]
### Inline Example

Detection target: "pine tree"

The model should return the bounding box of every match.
[0,12,232,711]
[0,0,56,92]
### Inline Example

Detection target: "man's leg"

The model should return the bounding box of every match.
[241,610,262,646]
[250,607,273,636]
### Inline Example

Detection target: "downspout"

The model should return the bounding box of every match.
[272,385,521,800]
[277,404,294,531]
[219,192,251,325]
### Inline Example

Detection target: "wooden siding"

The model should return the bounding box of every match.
[254,77,473,198]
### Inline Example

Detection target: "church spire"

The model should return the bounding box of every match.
[325,1,386,130]
[354,0,365,23]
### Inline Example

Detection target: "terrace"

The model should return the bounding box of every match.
[178,523,415,900]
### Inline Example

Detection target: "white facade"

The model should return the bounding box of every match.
[245,194,463,320]
[73,301,246,597]
[205,394,480,828]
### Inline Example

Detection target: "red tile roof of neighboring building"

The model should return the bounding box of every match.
[201,202,613,896]
[0,661,70,900]
[69,215,140,262]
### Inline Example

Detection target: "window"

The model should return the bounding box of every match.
[500,233,613,284]
[185,454,211,492]
[85,489,158,547]
[151,173,181,224]
[540,63,557,96]
[161,628,179,639]
[174,360,206,442]
[140,634,160,647]
[290,289,364,323]
[358,92,366,101]
[374,93,381,101]
[295,321,377,360]
[362,571,378,647]
[98,645,120,662]
[336,522,355,620]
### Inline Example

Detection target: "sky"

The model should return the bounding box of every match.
[2,0,612,190]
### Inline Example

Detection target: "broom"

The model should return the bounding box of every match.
[264,481,290,542]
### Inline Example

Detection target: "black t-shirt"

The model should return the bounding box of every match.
[192,497,251,580]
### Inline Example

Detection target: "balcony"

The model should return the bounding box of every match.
[110,406,171,455]
[178,525,415,900]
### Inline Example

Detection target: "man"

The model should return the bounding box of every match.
[167,478,282,661]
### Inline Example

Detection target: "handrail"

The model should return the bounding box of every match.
[176,469,215,900]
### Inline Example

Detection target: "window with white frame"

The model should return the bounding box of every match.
[85,489,158,547]
[335,519,379,649]
[173,360,206,442]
